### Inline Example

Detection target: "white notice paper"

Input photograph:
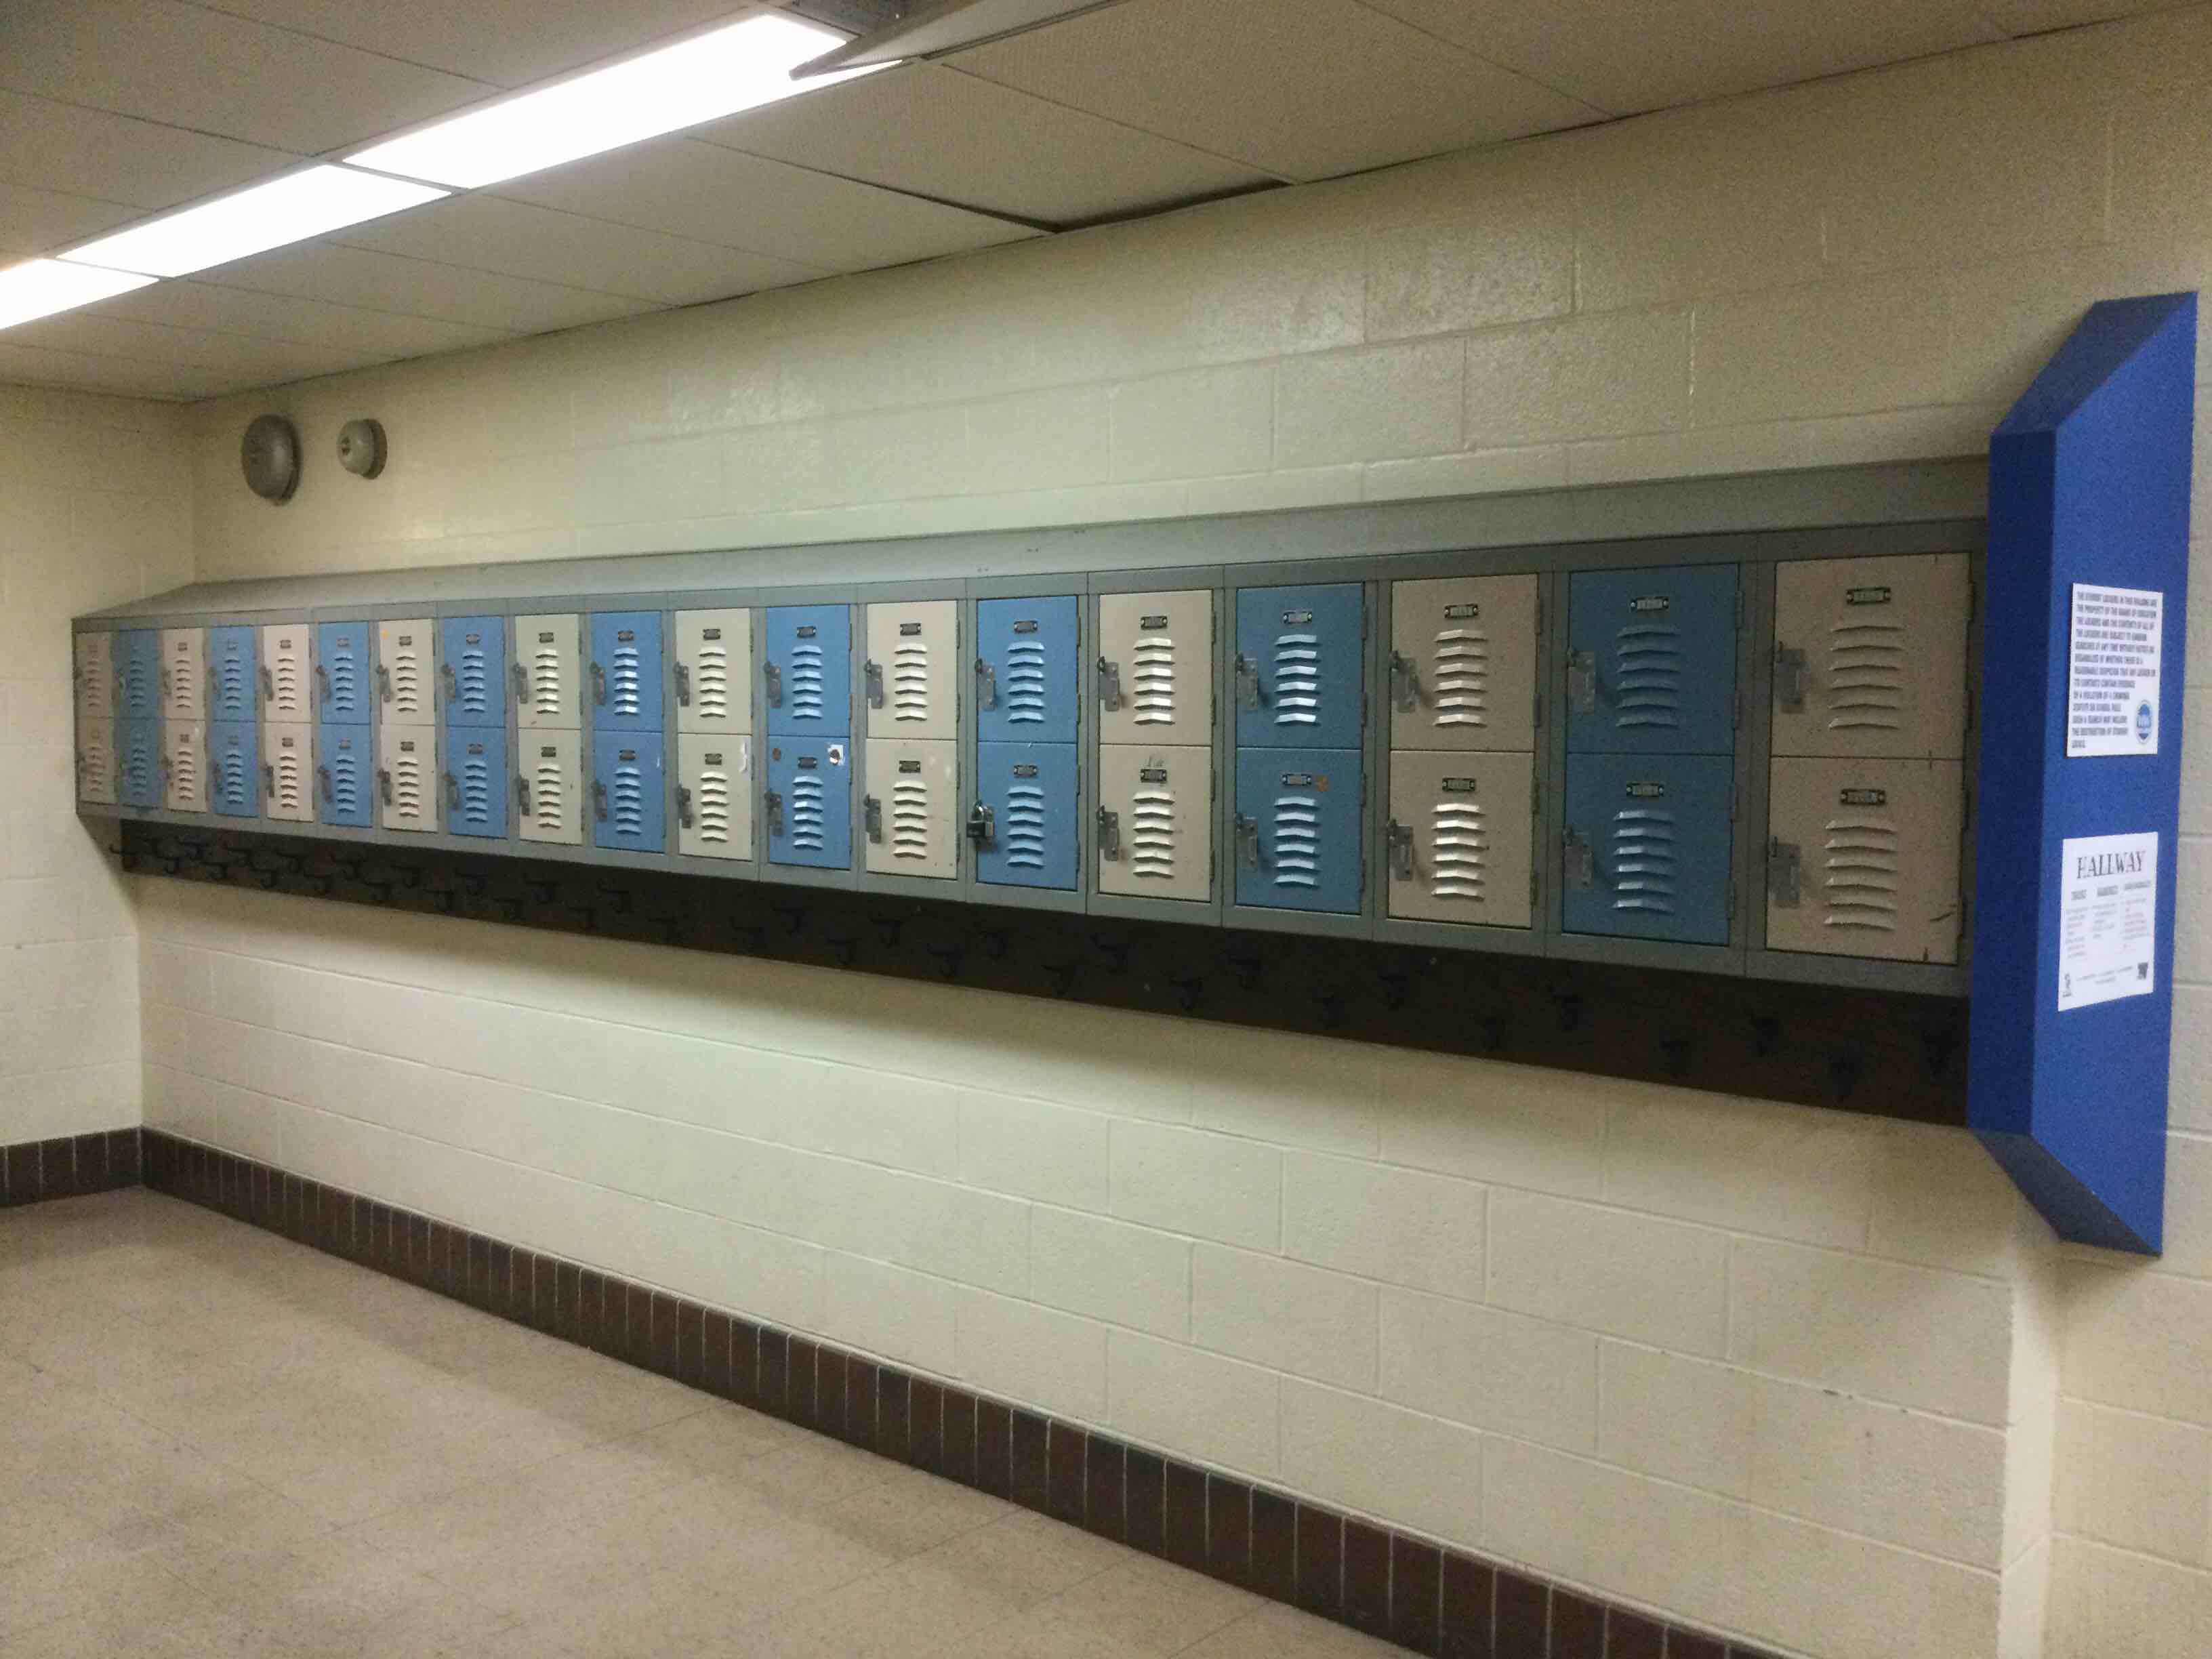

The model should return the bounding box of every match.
[2068,584,2163,756]
[2057,832,2158,1012]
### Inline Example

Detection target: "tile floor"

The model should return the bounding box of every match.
[0,1190,1404,1658]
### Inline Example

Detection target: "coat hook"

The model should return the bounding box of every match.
[1551,989,1582,1033]
[1090,931,1132,973]
[924,941,964,979]
[1478,1013,1506,1054]
[1829,1054,1863,1101]
[774,903,809,936]
[1042,959,1079,998]
[1750,1012,1782,1057]
[1660,1036,1692,1079]
[1222,943,1263,990]
[1168,975,1203,1012]
[1313,989,1345,1030]
[1919,1021,1961,1080]
[977,926,1010,961]
[822,930,858,967]
[1375,967,1410,1010]
[873,915,905,947]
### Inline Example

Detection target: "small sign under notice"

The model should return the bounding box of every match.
[2057,831,2158,1012]
[2068,583,2163,756]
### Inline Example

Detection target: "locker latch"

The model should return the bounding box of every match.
[444,772,461,810]
[966,802,995,848]
[261,763,275,800]
[1774,645,1808,714]
[975,658,997,709]
[764,662,782,707]
[1768,838,1803,907]
[864,659,885,710]
[377,768,394,804]
[764,788,783,837]
[315,662,330,706]
[441,662,459,707]
[1233,653,1260,709]
[674,663,693,707]
[593,781,609,821]
[1387,819,1414,880]
[512,662,530,705]
[1234,813,1260,869]
[1389,651,1419,713]
[316,766,332,803]
[1563,827,1596,890]
[676,785,695,830]
[1097,657,1122,712]
[1566,650,1599,714]
[1096,806,1120,860]
[375,664,393,704]
[590,662,607,705]
[260,665,275,703]
[161,667,172,704]
[515,775,533,817]
[863,795,883,842]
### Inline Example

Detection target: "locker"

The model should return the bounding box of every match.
[160,628,203,722]
[1766,756,1963,964]
[865,600,958,741]
[589,611,663,731]
[1565,565,1739,756]
[315,622,371,724]
[1097,744,1211,902]
[262,722,312,823]
[446,726,510,839]
[1561,752,1734,945]
[117,630,161,719]
[1097,590,1213,746]
[317,726,373,828]
[765,604,852,737]
[592,730,665,851]
[163,720,205,813]
[977,596,1078,746]
[439,615,506,729]
[77,718,116,805]
[676,733,753,859]
[375,619,433,723]
[1386,750,1536,929]
[974,741,1078,891]
[209,722,257,818]
[514,613,581,731]
[1233,746,1364,914]
[208,626,258,722]
[518,729,583,846]
[1771,554,1970,760]
[1389,574,1540,754]
[378,727,436,832]
[1234,583,1366,752]
[766,740,851,869]
[117,718,161,808]
[74,632,113,722]
[674,608,752,735]
[259,624,311,722]
[863,737,957,878]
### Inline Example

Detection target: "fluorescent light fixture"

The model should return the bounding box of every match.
[791,0,1126,76]
[0,259,156,332]
[346,12,876,190]
[63,166,447,279]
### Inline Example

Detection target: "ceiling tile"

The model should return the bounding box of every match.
[0,340,247,401]
[0,0,489,153]
[0,182,136,258]
[0,91,300,213]
[1362,0,2003,115]
[700,60,1278,224]
[496,138,1042,274]
[3,310,381,383]
[334,194,831,305]
[949,0,1602,182]
[95,279,512,359]
[200,243,657,334]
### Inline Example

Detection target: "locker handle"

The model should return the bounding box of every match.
[1387,818,1414,880]
[261,763,276,800]
[1096,806,1120,861]
[764,788,783,838]
[317,765,333,803]
[161,665,172,703]
[974,658,996,709]
[1768,838,1803,907]
[1097,656,1122,712]
[863,794,883,842]
[1234,813,1260,869]
[441,661,459,705]
[512,661,531,705]
[593,781,609,821]
[966,802,994,849]
[377,664,394,703]
[1566,649,1599,715]
[674,663,692,708]
[445,772,461,810]
[676,785,694,830]
[207,665,220,715]
[864,659,884,710]
[1389,651,1419,713]
[764,661,783,708]
[590,661,607,705]
[1774,645,1808,714]
[315,662,330,706]
[1233,653,1260,709]
[1563,827,1597,890]
[260,665,274,702]
[515,775,533,817]
[378,768,394,805]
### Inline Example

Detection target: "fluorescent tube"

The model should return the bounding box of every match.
[64,167,447,279]
[0,259,157,332]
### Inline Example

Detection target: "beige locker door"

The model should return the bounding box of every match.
[514,613,581,731]
[163,721,205,812]
[518,729,583,846]
[260,625,312,721]
[1389,574,1540,753]
[675,609,752,736]
[1772,554,1969,760]
[77,718,117,805]
[1386,750,1535,928]
[1767,756,1963,963]
[865,600,958,741]
[863,737,957,878]
[263,722,313,822]
[75,633,113,723]
[161,628,203,721]
[677,733,754,859]
[376,619,434,724]
[380,726,436,832]
[1098,743,1212,901]
[1098,590,1213,746]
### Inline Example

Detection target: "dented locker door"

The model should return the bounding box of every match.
[977,596,1078,746]
[865,600,958,742]
[766,740,851,869]
[1767,756,1963,963]
[863,737,957,878]
[592,731,664,851]
[589,611,663,733]
[161,628,204,722]
[674,609,752,735]
[262,722,312,822]
[379,726,436,832]
[1098,590,1212,746]
[1097,743,1210,901]
[676,733,753,859]
[975,741,1078,891]
[764,604,851,738]
[1233,746,1364,914]
[315,622,370,724]
[1561,752,1734,945]
[517,729,582,846]
[1771,554,1969,760]
[208,722,258,818]
[259,624,310,722]
[317,726,373,827]
[163,720,205,813]
[207,626,258,722]
[438,615,505,729]
[1386,750,1536,929]
[75,632,115,723]
[117,719,161,809]
[445,726,509,839]
[375,619,433,724]
[1235,583,1366,752]
[514,613,581,731]
[77,719,116,805]
[1565,565,1738,756]
[117,630,161,720]
[1389,574,1540,754]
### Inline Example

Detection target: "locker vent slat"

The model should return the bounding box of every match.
[461,753,493,830]
[891,777,931,859]
[1613,623,1683,730]
[326,649,356,716]
[610,641,644,720]
[1610,806,1677,914]
[1004,782,1046,868]
[169,739,197,800]
[330,750,365,820]
[694,644,731,722]
[392,753,427,822]
[270,648,304,717]
[216,651,252,719]
[1429,626,1489,729]
[1822,813,1900,932]
[611,758,646,840]
[1133,632,1178,726]
[893,639,931,723]
[532,644,565,718]
[1130,787,1178,880]
[457,642,491,719]
[1273,632,1320,727]
[1272,792,1321,889]
[388,646,426,719]
[81,735,113,799]
[533,757,569,836]
[123,730,158,802]
[1005,640,1046,725]
[168,644,201,718]
[789,772,826,849]
[1826,620,1906,731]
[79,648,110,716]
[790,643,826,722]
[695,763,733,844]
[1429,799,1488,901]
[122,651,156,715]
[216,746,252,813]
[274,751,306,817]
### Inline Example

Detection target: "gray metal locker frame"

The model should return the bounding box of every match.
[967,573,1090,918]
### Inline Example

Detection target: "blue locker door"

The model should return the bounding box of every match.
[766,741,851,868]
[977,596,1079,745]
[449,726,510,838]
[208,626,258,722]
[118,718,161,807]
[316,622,371,722]
[318,725,373,827]
[439,615,505,729]
[592,731,664,851]
[1565,565,1739,756]
[1561,752,1734,945]
[1235,583,1366,751]
[1233,745,1363,914]
[976,741,1078,890]
[589,611,663,731]
[209,721,258,817]
[117,631,161,718]
[765,605,851,737]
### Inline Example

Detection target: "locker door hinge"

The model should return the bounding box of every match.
[763,661,782,708]
[974,657,997,709]
[676,785,695,830]
[1386,818,1414,880]
[1767,838,1802,907]
[1774,645,1807,713]
[863,659,884,710]
[1388,651,1418,713]
[966,802,995,848]
[674,663,693,708]
[1097,656,1122,712]
[1096,806,1120,860]
[863,794,882,842]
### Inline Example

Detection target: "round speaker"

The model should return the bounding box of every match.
[241,413,301,504]
[336,417,386,479]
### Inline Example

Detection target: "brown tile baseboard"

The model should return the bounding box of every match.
[132,1130,1784,1659]
[1,1128,142,1207]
